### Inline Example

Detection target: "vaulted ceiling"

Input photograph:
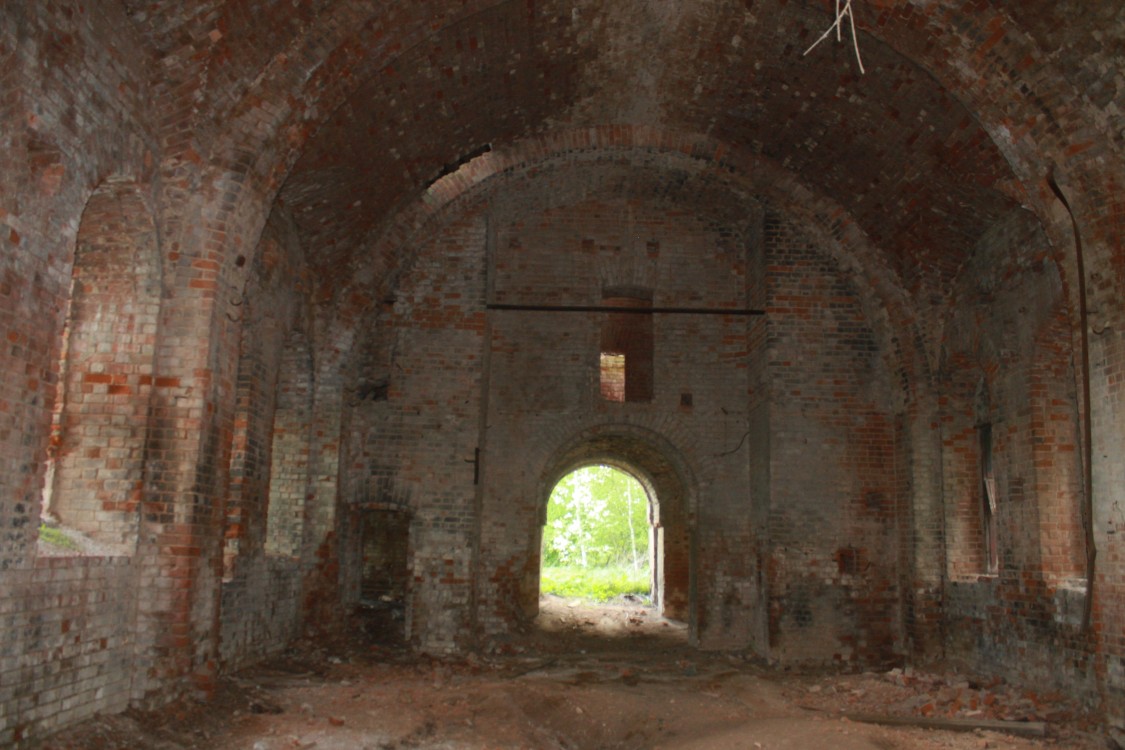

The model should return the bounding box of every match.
[116,0,1125,306]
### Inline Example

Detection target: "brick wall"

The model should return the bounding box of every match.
[349,214,488,652]
[0,558,136,746]
[763,210,903,665]
[0,5,160,745]
[2,0,1125,745]
[939,208,1097,701]
[1093,329,1125,729]
[340,159,909,664]
[478,182,756,649]
[219,555,303,671]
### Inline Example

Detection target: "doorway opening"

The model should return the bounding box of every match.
[358,507,411,644]
[540,465,653,606]
[532,426,694,633]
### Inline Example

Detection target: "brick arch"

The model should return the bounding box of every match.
[45,179,161,551]
[185,0,551,295]
[198,1,1116,279]
[536,423,698,626]
[178,5,1122,464]
[161,0,1124,381]
[338,127,922,407]
[135,3,1029,300]
[338,128,933,655]
[836,1,1124,323]
[937,206,1087,583]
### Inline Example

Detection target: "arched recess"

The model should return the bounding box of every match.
[938,343,1001,581]
[223,307,284,578]
[537,425,697,625]
[265,329,315,558]
[938,334,1082,587]
[43,179,160,552]
[938,207,1087,585]
[219,212,314,576]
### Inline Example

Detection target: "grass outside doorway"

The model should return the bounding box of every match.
[540,564,650,603]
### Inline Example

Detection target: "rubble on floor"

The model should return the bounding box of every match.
[783,665,1098,736]
[32,599,1111,750]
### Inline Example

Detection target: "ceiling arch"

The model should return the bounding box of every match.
[326,127,924,416]
[114,0,1125,337]
[270,0,1022,301]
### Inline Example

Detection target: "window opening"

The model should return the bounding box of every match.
[39,183,157,556]
[980,423,999,574]
[599,291,653,403]
[600,353,626,402]
[541,465,652,603]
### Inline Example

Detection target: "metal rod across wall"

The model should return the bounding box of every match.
[486,302,766,316]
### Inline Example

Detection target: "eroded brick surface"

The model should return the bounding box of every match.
[2,0,1124,745]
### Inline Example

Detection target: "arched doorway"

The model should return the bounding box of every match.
[540,464,653,607]
[536,427,695,626]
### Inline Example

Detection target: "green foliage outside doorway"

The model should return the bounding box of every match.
[541,465,651,602]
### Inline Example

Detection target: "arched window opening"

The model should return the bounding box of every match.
[40,181,158,556]
[540,465,653,605]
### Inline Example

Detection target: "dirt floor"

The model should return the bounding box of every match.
[36,596,1110,750]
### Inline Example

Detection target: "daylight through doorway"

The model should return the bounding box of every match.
[540,465,653,606]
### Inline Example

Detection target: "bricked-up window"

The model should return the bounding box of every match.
[600,291,653,403]
[265,331,314,557]
[42,182,159,551]
[979,423,999,574]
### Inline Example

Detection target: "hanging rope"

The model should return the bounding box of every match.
[803,0,866,74]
